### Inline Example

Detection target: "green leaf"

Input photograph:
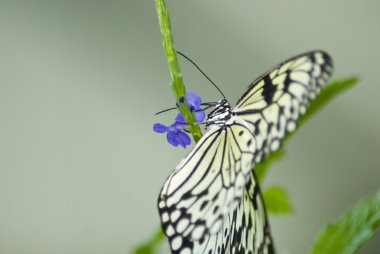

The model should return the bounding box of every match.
[132,228,165,254]
[294,76,359,134]
[310,190,380,254]
[262,186,293,214]
[255,76,359,182]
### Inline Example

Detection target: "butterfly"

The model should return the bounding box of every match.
[157,51,333,254]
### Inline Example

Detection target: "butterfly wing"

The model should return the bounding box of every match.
[229,171,274,254]
[233,51,333,162]
[158,117,257,253]
[167,215,231,254]
[164,171,273,254]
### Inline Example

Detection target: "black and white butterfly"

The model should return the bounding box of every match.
[158,51,333,254]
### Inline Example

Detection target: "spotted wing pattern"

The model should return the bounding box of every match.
[229,172,274,254]
[158,117,258,253]
[166,216,231,254]
[233,51,333,163]
[163,171,274,254]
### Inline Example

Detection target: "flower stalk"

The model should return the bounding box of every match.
[154,0,202,142]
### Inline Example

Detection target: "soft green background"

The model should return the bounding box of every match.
[0,1,379,253]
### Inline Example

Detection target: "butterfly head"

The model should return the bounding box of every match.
[206,99,231,128]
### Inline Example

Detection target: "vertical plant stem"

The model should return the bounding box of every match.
[154,0,202,142]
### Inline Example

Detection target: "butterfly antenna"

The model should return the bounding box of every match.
[176,51,226,100]
[155,101,216,116]
[155,107,177,115]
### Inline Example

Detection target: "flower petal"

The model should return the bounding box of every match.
[195,109,206,122]
[153,123,168,133]
[167,131,179,147]
[176,130,191,148]
[175,113,186,124]
[186,91,202,108]
[173,113,187,129]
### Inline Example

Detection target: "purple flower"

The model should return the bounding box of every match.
[153,122,191,148]
[174,113,186,128]
[153,91,205,148]
[184,92,205,123]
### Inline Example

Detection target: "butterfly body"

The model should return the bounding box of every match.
[158,51,333,254]
[205,100,232,128]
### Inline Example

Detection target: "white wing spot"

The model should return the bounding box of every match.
[272,73,286,86]
[180,248,191,254]
[290,56,307,69]
[166,225,175,236]
[287,121,296,132]
[294,62,312,72]
[290,72,310,84]
[176,218,189,233]
[170,210,181,222]
[192,225,206,240]
[313,65,321,77]
[270,140,280,151]
[162,212,169,223]
[315,53,325,64]
[171,236,182,251]
[269,69,279,79]
[288,83,306,100]
[278,61,292,74]
[273,90,283,101]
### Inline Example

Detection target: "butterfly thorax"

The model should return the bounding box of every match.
[206,99,232,128]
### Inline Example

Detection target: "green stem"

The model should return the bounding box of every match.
[154,0,202,142]
[135,1,205,252]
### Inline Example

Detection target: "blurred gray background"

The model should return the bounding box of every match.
[0,1,379,253]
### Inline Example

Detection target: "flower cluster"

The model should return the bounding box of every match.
[153,92,205,148]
